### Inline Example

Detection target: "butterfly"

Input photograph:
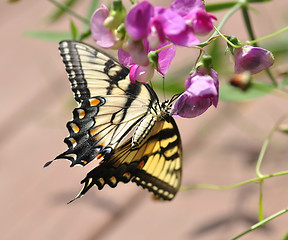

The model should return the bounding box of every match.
[45,40,182,202]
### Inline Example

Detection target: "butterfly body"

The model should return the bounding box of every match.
[46,40,182,201]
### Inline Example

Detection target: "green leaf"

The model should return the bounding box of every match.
[48,0,79,22]
[220,81,275,102]
[24,30,71,42]
[206,2,238,12]
[70,20,78,40]
[248,0,271,2]
[79,29,91,41]
[206,0,271,12]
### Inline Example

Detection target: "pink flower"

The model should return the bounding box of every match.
[118,40,176,83]
[90,5,117,48]
[185,9,217,35]
[125,1,154,40]
[234,45,274,74]
[171,65,219,118]
[129,64,154,83]
[170,0,205,17]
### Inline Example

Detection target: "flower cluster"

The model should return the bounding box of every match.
[91,0,216,83]
[89,0,275,118]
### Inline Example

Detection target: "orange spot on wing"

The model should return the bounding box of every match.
[69,138,77,146]
[81,160,87,165]
[90,128,98,136]
[78,109,85,119]
[98,177,105,186]
[96,154,104,160]
[123,172,131,179]
[138,160,145,169]
[72,124,80,133]
[110,176,116,184]
[90,98,101,106]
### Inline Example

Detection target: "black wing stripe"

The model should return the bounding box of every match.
[59,41,91,102]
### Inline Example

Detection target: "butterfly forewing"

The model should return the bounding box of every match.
[49,41,156,167]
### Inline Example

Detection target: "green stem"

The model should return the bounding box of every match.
[181,169,288,192]
[48,0,90,24]
[241,4,256,46]
[256,112,288,177]
[246,26,288,45]
[258,180,264,221]
[199,1,244,47]
[241,2,278,86]
[232,208,288,240]
[211,1,244,38]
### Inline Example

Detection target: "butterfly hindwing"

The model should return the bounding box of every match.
[72,118,182,201]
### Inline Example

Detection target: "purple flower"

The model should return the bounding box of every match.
[185,9,217,35]
[171,66,219,118]
[156,8,200,47]
[121,39,149,66]
[90,4,117,48]
[234,45,274,74]
[118,40,176,83]
[129,64,154,83]
[125,1,154,40]
[170,0,205,16]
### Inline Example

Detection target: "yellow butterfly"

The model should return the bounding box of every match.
[45,40,182,202]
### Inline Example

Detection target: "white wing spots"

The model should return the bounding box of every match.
[65,153,77,160]
[65,54,71,61]
[69,70,76,78]
[152,186,158,191]
[61,41,69,48]
[67,61,73,69]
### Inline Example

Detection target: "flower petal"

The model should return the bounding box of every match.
[125,1,154,40]
[157,42,176,75]
[167,25,200,47]
[186,9,217,35]
[170,92,212,118]
[90,4,116,48]
[129,64,154,83]
[170,0,205,17]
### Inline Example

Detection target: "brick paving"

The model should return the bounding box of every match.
[1,1,288,240]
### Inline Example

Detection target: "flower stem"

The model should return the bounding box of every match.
[256,112,288,177]
[241,1,278,86]
[199,1,244,47]
[211,1,244,38]
[241,4,256,46]
[258,180,264,221]
[246,26,288,45]
[232,208,288,240]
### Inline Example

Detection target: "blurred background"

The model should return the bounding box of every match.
[1,0,288,239]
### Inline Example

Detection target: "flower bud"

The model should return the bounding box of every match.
[234,45,274,75]
[104,1,126,29]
